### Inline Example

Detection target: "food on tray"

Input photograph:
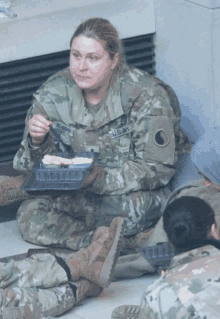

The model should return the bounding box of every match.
[42,155,93,166]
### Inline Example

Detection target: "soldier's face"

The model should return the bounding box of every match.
[70,36,118,91]
[203,177,220,191]
[198,171,220,191]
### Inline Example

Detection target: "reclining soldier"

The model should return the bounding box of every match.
[112,196,220,319]
[113,126,220,279]
[0,217,124,319]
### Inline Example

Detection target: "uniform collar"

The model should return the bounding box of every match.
[170,245,219,270]
[70,69,124,129]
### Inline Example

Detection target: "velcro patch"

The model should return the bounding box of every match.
[53,121,73,136]
[109,124,132,139]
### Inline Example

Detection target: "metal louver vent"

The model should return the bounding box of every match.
[0,33,155,163]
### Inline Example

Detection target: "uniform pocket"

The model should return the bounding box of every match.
[109,134,132,166]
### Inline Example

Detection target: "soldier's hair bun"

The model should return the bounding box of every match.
[163,196,215,251]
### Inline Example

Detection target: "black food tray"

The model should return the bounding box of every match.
[138,242,175,269]
[22,152,98,195]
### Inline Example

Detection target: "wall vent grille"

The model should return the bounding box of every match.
[0,33,155,163]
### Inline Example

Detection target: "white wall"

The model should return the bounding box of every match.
[0,0,155,63]
[155,0,220,142]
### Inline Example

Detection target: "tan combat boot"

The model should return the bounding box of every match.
[0,175,31,206]
[73,278,103,305]
[65,217,124,288]
[91,226,108,243]
[122,226,155,252]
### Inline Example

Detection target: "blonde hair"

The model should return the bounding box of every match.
[70,18,124,66]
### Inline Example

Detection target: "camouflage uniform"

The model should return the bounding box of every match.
[0,215,124,318]
[138,245,220,318]
[13,63,189,250]
[0,253,75,318]
[0,253,100,318]
[113,178,220,280]
[147,178,220,247]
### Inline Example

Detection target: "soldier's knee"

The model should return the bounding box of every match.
[17,197,52,233]
[123,218,144,236]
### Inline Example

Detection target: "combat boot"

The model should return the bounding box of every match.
[111,305,141,319]
[91,226,108,243]
[122,226,155,252]
[72,278,103,305]
[0,175,31,206]
[65,217,124,288]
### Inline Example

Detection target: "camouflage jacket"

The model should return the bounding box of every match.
[166,179,220,226]
[139,245,220,319]
[13,64,190,195]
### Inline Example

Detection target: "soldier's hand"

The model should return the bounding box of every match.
[29,114,52,144]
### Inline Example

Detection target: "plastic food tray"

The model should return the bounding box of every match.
[138,242,175,269]
[22,152,98,195]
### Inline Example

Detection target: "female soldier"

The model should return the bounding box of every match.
[5,18,189,251]
[112,127,220,281]
[112,196,220,319]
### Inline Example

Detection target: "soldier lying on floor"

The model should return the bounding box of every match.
[0,217,124,319]
[113,126,220,280]
[112,196,220,319]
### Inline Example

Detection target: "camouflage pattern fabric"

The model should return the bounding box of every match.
[13,63,190,248]
[0,284,75,318]
[0,253,68,289]
[0,175,32,206]
[114,178,220,280]
[0,253,72,317]
[0,253,102,318]
[148,178,220,247]
[17,187,170,249]
[139,245,220,319]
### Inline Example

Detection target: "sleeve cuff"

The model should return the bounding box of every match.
[28,133,52,158]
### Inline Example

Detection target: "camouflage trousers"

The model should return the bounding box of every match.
[1,284,74,318]
[0,253,100,318]
[17,187,170,251]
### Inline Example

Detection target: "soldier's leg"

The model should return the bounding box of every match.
[1,217,124,291]
[0,175,31,206]
[113,217,169,280]
[0,219,123,317]
[87,188,170,281]
[85,188,170,236]
[1,279,102,318]
[0,253,68,289]
[17,186,169,252]
[0,282,91,318]
[17,194,94,250]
